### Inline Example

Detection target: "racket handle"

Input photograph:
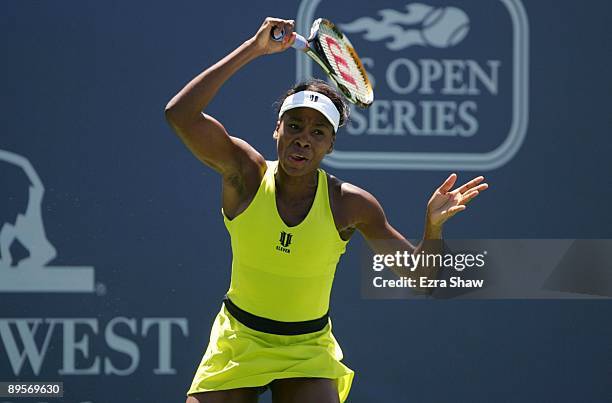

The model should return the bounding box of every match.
[270,26,308,51]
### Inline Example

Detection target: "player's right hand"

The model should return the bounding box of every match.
[250,17,296,55]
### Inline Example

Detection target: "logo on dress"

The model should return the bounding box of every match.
[276,231,293,253]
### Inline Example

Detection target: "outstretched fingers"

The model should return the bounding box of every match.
[438,173,458,193]
[456,176,486,194]
[459,189,480,205]
[446,205,467,216]
[472,183,489,192]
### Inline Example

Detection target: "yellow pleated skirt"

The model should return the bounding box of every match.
[187,302,354,401]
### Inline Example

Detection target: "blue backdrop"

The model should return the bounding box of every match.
[1,1,611,402]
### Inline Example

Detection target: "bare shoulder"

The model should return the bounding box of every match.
[224,136,267,188]
[327,172,402,242]
[326,173,386,229]
[221,136,267,220]
[328,173,383,209]
[231,136,267,171]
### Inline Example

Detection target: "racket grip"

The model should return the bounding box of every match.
[292,34,308,50]
[270,26,308,51]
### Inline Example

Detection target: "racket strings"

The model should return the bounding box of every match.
[317,25,372,105]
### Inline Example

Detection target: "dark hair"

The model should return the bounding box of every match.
[274,78,350,130]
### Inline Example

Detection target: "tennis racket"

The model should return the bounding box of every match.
[272,18,373,109]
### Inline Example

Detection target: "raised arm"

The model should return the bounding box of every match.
[346,174,488,293]
[164,18,296,176]
[346,184,421,256]
[350,174,487,248]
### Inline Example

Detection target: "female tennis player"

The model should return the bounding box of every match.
[165,18,488,403]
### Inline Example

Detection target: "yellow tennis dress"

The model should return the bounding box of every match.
[187,160,354,401]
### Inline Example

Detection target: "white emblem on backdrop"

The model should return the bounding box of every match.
[340,3,470,50]
[0,154,188,382]
[0,149,94,292]
[295,0,529,171]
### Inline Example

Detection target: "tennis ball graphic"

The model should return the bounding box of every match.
[421,7,470,48]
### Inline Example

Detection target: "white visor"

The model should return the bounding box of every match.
[278,90,340,133]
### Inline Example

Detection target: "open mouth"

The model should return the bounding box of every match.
[289,153,308,162]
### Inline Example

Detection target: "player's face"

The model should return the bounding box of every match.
[275,107,335,176]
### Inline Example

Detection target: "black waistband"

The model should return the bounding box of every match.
[222,295,329,335]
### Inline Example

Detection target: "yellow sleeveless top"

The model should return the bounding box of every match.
[221,160,348,322]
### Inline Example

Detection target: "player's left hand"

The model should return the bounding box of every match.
[426,174,488,228]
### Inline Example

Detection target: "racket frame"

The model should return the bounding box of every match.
[306,18,373,108]
[271,18,373,108]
